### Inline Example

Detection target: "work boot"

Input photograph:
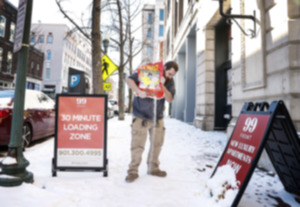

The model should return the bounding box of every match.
[148,169,167,177]
[125,174,139,183]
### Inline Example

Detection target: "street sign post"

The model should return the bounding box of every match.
[13,0,27,53]
[0,0,33,187]
[103,82,112,91]
[211,101,300,206]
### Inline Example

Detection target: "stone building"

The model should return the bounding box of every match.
[164,0,300,137]
[30,23,92,98]
[141,0,165,64]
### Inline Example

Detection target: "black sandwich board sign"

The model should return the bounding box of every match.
[211,100,300,207]
[52,94,108,177]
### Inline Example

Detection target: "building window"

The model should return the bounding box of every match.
[147,28,152,40]
[47,33,53,44]
[167,0,170,18]
[31,61,35,75]
[7,52,12,74]
[0,16,6,37]
[166,30,170,55]
[179,0,183,25]
[37,64,41,77]
[148,13,152,24]
[159,25,164,37]
[39,35,44,43]
[9,22,15,42]
[0,48,2,71]
[45,68,51,80]
[35,84,40,90]
[159,9,164,21]
[147,45,151,55]
[63,67,68,81]
[30,34,35,45]
[26,81,34,89]
[47,50,52,61]
[0,82,9,88]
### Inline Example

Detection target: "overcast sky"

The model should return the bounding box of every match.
[9,0,92,26]
[8,0,142,27]
[8,0,145,71]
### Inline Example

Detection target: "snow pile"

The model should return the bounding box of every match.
[1,156,17,165]
[0,115,298,207]
[199,165,239,207]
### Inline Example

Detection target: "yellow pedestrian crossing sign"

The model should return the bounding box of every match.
[101,54,118,81]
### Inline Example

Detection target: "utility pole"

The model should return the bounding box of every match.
[0,0,34,186]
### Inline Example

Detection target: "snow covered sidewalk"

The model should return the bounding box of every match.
[0,115,299,207]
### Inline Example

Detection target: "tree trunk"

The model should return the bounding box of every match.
[117,0,125,120]
[128,37,133,114]
[92,0,104,94]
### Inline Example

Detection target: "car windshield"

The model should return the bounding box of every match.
[109,100,117,105]
[0,90,14,98]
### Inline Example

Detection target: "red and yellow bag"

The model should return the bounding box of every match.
[137,61,164,99]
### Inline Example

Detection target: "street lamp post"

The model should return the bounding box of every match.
[102,34,110,54]
[0,0,34,186]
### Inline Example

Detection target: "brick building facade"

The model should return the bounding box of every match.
[0,0,43,89]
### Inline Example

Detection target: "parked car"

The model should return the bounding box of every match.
[109,99,128,114]
[109,99,119,114]
[0,89,55,148]
[107,101,114,119]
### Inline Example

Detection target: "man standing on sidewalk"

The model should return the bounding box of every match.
[125,61,179,183]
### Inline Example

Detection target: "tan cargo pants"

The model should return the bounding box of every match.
[127,117,165,175]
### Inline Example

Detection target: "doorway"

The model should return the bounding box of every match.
[214,18,232,130]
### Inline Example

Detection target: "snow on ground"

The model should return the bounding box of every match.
[0,115,299,207]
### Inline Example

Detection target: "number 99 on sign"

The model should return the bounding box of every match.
[77,98,87,105]
[243,117,258,133]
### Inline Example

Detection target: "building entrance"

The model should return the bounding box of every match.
[214,18,232,130]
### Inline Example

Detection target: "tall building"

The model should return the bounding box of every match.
[162,0,300,172]
[0,0,44,89]
[164,0,300,135]
[30,23,92,98]
[141,0,164,64]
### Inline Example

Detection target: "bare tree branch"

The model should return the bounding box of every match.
[55,0,104,94]
[55,0,91,41]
